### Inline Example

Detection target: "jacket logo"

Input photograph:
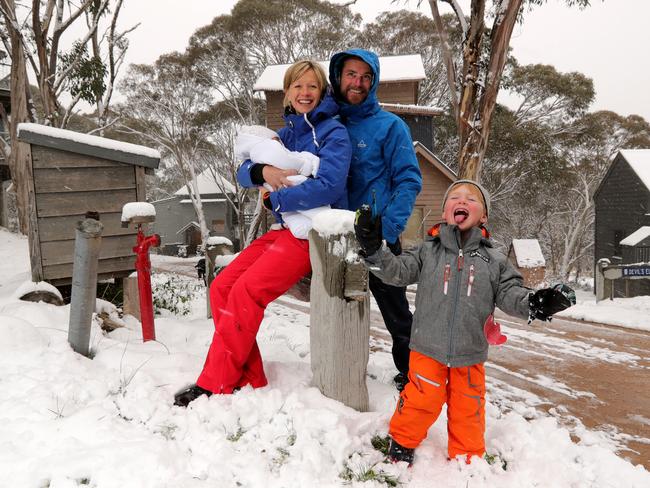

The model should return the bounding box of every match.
[470,250,490,263]
[357,139,367,148]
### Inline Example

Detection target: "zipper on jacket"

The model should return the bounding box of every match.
[467,264,475,297]
[447,248,465,366]
[443,264,451,295]
[303,113,320,148]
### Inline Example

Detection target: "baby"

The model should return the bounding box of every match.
[235,125,329,239]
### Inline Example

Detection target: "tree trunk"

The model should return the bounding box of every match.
[308,229,369,411]
[7,1,34,234]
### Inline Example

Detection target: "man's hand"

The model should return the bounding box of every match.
[262,166,298,191]
[354,205,383,257]
[528,284,576,323]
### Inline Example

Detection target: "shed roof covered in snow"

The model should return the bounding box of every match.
[620,226,650,247]
[510,239,546,268]
[17,123,160,169]
[253,54,425,91]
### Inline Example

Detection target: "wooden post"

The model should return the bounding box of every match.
[122,275,140,320]
[206,242,232,318]
[308,229,369,411]
[68,218,103,357]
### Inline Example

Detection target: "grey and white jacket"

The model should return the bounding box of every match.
[365,223,531,367]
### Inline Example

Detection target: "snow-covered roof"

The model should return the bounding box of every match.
[620,226,650,246]
[17,123,160,169]
[253,54,425,91]
[175,169,236,196]
[511,239,546,268]
[620,149,650,191]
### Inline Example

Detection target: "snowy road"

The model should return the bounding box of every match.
[152,255,650,469]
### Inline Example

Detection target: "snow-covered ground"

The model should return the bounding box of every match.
[0,226,649,488]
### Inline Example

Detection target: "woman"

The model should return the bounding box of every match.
[174,60,351,406]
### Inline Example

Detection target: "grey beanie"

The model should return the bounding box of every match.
[442,179,491,217]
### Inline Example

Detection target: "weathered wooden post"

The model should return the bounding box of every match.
[68,217,103,356]
[309,210,369,411]
[205,236,233,318]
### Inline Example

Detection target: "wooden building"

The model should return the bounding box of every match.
[254,54,454,247]
[17,123,160,285]
[0,54,12,228]
[593,149,650,297]
[507,239,546,288]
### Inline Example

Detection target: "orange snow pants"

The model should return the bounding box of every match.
[197,229,311,394]
[389,351,486,461]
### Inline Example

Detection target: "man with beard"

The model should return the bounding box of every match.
[329,49,422,391]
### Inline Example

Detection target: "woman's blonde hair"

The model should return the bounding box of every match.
[282,60,328,108]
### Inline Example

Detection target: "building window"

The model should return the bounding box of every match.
[637,246,650,263]
[613,229,625,257]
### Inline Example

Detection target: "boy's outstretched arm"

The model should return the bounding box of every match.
[354,206,422,287]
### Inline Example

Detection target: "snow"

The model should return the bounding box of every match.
[14,279,63,300]
[0,226,649,487]
[620,149,650,191]
[206,236,233,247]
[174,168,236,195]
[312,209,356,237]
[510,239,546,268]
[620,226,650,246]
[254,54,425,91]
[121,202,156,222]
[17,123,161,159]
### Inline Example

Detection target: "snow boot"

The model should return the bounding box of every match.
[388,438,415,466]
[174,384,212,407]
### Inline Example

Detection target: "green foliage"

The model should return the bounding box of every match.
[227,426,246,442]
[151,273,202,316]
[58,41,107,105]
[339,462,399,487]
[371,434,391,455]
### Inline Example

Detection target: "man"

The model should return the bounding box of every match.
[329,49,423,391]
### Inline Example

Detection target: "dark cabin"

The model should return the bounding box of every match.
[593,149,650,297]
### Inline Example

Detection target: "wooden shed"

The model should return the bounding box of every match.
[507,239,546,288]
[17,123,160,285]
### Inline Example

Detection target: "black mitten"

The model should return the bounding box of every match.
[354,205,383,257]
[528,283,576,323]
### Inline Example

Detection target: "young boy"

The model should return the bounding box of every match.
[354,179,575,465]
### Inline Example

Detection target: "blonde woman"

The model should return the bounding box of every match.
[175,60,351,406]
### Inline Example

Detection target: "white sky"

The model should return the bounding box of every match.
[112,0,649,122]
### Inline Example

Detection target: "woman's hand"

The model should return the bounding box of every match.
[262,166,298,191]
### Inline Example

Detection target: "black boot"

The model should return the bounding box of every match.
[174,384,212,407]
[388,438,415,466]
[393,372,409,392]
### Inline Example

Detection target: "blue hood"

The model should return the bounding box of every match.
[329,49,381,121]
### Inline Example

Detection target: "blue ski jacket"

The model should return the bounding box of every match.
[329,49,422,244]
[237,91,351,220]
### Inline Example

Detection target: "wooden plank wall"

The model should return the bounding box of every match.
[31,146,139,283]
[414,152,452,234]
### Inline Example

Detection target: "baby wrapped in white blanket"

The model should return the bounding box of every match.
[235,125,330,239]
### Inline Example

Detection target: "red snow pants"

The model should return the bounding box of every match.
[389,351,486,461]
[196,229,311,394]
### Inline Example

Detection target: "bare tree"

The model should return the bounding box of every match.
[405,0,591,180]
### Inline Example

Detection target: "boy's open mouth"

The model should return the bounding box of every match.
[454,208,469,224]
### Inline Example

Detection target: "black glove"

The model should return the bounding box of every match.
[354,204,383,257]
[528,283,576,323]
